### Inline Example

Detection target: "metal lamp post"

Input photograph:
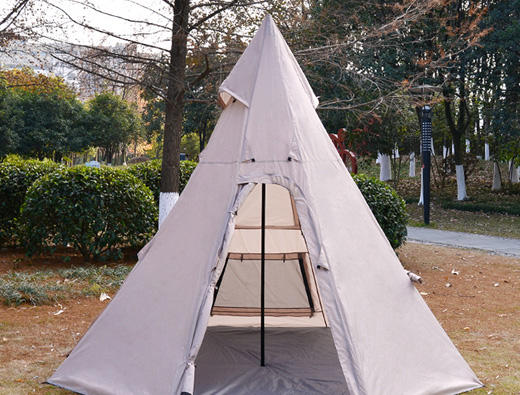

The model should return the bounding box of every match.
[409,85,442,225]
[421,106,432,224]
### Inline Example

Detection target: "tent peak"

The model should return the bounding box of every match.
[217,15,318,110]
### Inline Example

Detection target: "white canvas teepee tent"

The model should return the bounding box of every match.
[48,16,482,395]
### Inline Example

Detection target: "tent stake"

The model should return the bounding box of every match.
[261,183,266,367]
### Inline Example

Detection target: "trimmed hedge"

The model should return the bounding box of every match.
[127,159,197,203]
[126,159,161,202]
[0,158,61,246]
[20,167,157,261]
[353,174,408,249]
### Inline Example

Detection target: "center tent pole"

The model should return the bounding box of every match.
[261,183,266,367]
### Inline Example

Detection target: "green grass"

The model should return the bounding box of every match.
[439,195,520,216]
[406,198,520,239]
[0,265,133,306]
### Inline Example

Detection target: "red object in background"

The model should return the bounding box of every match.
[329,128,358,174]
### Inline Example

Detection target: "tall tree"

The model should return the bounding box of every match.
[86,92,143,164]
[297,0,487,200]
[0,67,88,161]
[28,1,491,203]
[473,0,520,185]
[34,0,299,227]
[0,78,20,156]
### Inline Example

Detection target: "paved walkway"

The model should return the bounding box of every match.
[406,227,520,258]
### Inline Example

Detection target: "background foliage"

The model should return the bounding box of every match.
[20,167,157,261]
[353,173,408,249]
[0,156,61,246]
[86,92,144,164]
[127,159,197,203]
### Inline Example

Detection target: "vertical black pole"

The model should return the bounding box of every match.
[422,106,432,225]
[260,183,266,366]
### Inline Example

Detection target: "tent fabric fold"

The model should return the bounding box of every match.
[48,14,482,395]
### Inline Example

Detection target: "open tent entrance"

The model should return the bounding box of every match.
[195,183,349,394]
[212,183,326,325]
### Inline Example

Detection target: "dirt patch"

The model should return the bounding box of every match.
[0,247,139,275]
[1,243,519,394]
[400,243,520,394]
[0,299,105,394]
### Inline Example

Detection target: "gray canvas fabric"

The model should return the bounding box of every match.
[194,326,349,395]
[48,15,482,395]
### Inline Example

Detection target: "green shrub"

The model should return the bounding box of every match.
[440,199,520,216]
[353,174,408,249]
[127,159,162,202]
[127,159,198,203]
[0,157,61,246]
[20,166,157,261]
[180,160,198,192]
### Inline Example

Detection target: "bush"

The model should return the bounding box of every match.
[127,159,162,202]
[20,166,157,261]
[127,159,198,203]
[353,174,408,249]
[0,157,61,246]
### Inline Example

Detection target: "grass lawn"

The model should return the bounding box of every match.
[1,243,519,394]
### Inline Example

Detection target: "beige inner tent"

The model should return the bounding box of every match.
[210,183,325,323]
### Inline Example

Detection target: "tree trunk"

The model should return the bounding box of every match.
[409,152,416,177]
[443,81,470,200]
[199,121,206,154]
[452,130,463,166]
[159,0,190,228]
[379,154,391,181]
[492,161,501,190]
[106,149,113,165]
[455,164,466,200]
[510,161,519,183]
